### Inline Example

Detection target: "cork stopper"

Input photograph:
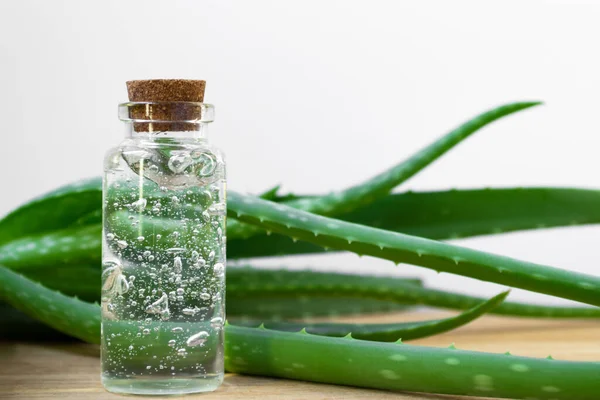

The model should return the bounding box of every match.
[125,79,207,132]
[126,79,206,102]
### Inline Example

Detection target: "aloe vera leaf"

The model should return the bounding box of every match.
[0,177,101,245]
[226,323,599,400]
[289,102,542,214]
[4,219,597,319]
[259,185,282,200]
[226,266,422,287]
[227,191,600,307]
[227,297,413,320]
[234,291,508,341]
[227,101,542,238]
[343,187,600,238]
[1,235,417,317]
[0,265,100,343]
[69,209,102,227]
[21,265,100,302]
[229,269,600,318]
[0,224,101,270]
[1,266,597,400]
[227,268,419,319]
[6,177,600,262]
[228,187,600,259]
[8,186,600,272]
[14,254,597,319]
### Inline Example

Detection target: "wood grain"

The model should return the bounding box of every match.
[1,311,599,400]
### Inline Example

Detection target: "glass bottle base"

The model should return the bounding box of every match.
[102,373,224,395]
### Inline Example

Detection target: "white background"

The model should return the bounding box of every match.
[1,0,599,306]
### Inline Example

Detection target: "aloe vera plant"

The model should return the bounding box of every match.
[2,101,600,399]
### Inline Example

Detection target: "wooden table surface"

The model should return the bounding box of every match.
[2,311,599,400]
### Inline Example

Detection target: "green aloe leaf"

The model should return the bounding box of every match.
[1,265,597,400]
[0,264,100,343]
[227,268,421,319]
[227,102,542,239]
[14,259,598,319]
[229,268,600,318]
[6,186,600,275]
[227,266,422,287]
[0,177,101,245]
[234,290,508,341]
[259,185,282,200]
[0,225,101,270]
[227,191,600,307]
[225,323,598,400]
[227,297,413,320]
[20,264,100,302]
[228,187,600,258]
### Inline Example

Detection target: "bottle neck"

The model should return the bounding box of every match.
[124,123,210,141]
[119,102,215,141]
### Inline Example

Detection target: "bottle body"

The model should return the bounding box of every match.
[101,133,226,395]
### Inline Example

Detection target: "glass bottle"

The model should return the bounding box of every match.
[101,80,226,395]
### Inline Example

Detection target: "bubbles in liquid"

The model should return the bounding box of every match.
[167,248,186,254]
[191,151,217,177]
[173,257,182,273]
[213,263,225,277]
[199,292,211,301]
[186,331,209,347]
[102,259,121,273]
[168,152,194,174]
[104,144,226,385]
[207,202,226,216]
[145,293,169,318]
[210,317,224,330]
[182,307,198,316]
[130,198,147,211]
[102,260,129,296]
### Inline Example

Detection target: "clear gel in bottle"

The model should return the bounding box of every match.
[101,80,226,395]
